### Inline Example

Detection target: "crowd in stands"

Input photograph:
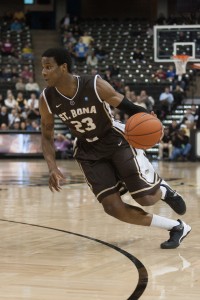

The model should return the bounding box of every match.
[59,13,194,116]
[0,10,200,160]
[158,104,199,161]
[0,9,41,133]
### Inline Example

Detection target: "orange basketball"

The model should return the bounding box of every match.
[124,112,163,150]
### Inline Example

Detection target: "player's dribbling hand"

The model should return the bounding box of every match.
[150,111,157,118]
[49,168,66,192]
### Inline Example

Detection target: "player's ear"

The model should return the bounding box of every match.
[61,63,68,73]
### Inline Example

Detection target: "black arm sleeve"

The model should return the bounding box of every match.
[116,97,148,116]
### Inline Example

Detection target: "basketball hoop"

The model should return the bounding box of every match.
[172,54,190,76]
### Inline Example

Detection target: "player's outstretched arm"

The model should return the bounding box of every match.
[96,76,147,115]
[39,95,65,192]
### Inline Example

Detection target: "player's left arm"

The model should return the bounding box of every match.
[96,76,148,116]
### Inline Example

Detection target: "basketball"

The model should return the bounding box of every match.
[124,112,163,150]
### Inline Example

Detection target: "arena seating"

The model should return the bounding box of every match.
[72,17,193,97]
[0,24,34,98]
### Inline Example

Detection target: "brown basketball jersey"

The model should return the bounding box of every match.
[42,74,115,142]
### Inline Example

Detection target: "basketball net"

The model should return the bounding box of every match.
[172,54,190,81]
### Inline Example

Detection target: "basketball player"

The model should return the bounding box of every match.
[39,48,191,249]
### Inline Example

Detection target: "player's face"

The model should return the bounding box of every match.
[41,57,64,87]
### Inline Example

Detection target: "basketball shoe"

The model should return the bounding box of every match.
[161,184,186,215]
[161,219,191,249]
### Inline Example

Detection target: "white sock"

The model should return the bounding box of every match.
[160,179,170,200]
[150,214,179,230]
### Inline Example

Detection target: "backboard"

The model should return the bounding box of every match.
[154,25,200,62]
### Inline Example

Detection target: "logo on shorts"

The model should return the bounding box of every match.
[118,140,122,146]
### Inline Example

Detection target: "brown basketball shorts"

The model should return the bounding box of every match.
[75,131,161,202]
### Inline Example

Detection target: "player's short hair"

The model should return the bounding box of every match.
[42,47,73,73]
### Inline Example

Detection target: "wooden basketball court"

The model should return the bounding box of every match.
[0,158,199,299]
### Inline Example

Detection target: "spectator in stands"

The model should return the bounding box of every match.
[170,127,192,161]
[0,123,8,130]
[103,69,112,83]
[10,121,21,130]
[159,86,174,119]
[81,31,94,46]
[166,65,176,82]
[15,78,26,92]
[8,108,21,128]
[20,65,33,82]
[129,91,138,104]
[64,40,75,53]
[59,13,71,31]
[136,95,147,109]
[29,119,39,131]
[1,66,13,81]
[0,106,9,127]
[168,120,180,137]
[21,43,34,60]
[20,121,27,130]
[73,37,88,62]
[138,90,155,112]
[54,133,73,159]
[26,92,40,121]
[1,38,15,57]
[62,31,76,49]
[124,90,132,100]
[25,77,40,96]
[154,68,166,81]
[180,107,196,130]
[124,90,137,104]
[13,9,26,23]
[172,84,184,108]
[4,93,17,112]
[71,24,83,39]
[10,19,23,32]
[86,51,98,68]
[94,44,108,61]
[123,85,131,93]
[26,119,40,131]
[158,126,173,161]
[16,92,27,113]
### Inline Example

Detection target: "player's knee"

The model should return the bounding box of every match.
[135,189,161,206]
[102,197,124,218]
[103,202,121,217]
[135,195,154,206]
